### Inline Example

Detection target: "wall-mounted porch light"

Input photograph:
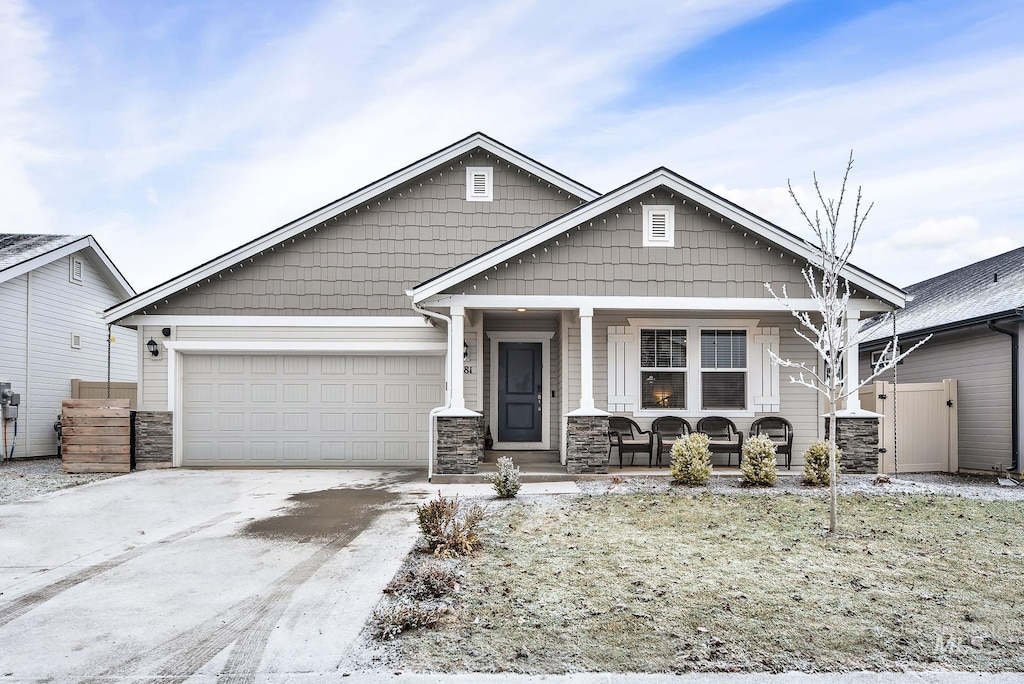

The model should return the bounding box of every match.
[147,338,159,357]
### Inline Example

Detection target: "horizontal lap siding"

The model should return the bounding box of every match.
[137,324,446,411]
[860,327,1012,471]
[0,276,28,456]
[147,152,583,317]
[447,189,813,298]
[4,256,137,458]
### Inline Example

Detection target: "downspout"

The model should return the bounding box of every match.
[410,297,452,483]
[988,320,1020,472]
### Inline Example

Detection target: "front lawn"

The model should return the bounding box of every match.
[378,492,1024,673]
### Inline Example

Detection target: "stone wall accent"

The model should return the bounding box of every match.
[134,411,173,470]
[566,415,610,474]
[824,416,880,474]
[436,415,484,474]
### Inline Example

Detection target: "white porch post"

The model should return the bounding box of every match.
[450,305,467,411]
[845,309,861,411]
[579,305,596,411]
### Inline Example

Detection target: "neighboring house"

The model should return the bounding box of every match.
[105,133,906,473]
[859,247,1024,474]
[0,234,137,459]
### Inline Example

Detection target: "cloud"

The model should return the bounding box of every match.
[0,0,51,231]
[886,216,980,249]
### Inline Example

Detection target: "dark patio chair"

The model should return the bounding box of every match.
[749,416,795,469]
[608,416,656,468]
[695,416,744,467]
[651,416,692,467]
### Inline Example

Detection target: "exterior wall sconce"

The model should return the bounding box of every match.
[147,338,159,357]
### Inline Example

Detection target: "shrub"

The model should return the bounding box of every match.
[670,432,713,486]
[384,559,461,601]
[485,455,522,498]
[803,440,842,486]
[371,601,450,640]
[416,492,486,557]
[741,434,778,486]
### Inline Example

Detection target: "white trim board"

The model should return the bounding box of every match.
[120,315,433,327]
[105,133,599,325]
[163,340,447,354]
[422,295,835,312]
[412,168,907,307]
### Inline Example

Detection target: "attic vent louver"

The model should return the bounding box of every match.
[643,205,675,247]
[466,167,493,202]
[70,256,84,284]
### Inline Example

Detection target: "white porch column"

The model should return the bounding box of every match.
[450,306,467,411]
[579,305,596,411]
[845,308,862,411]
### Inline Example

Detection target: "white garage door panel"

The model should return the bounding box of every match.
[181,354,442,467]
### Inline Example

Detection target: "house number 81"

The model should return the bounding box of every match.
[464,366,474,374]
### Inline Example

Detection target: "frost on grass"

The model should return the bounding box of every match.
[381,493,1024,673]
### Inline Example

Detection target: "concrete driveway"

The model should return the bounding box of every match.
[0,468,434,682]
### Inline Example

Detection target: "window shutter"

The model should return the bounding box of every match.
[752,327,781,412]
[607,326,636,412]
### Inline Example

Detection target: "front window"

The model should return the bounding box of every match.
[640,329,686,409]
[700,330,747,410]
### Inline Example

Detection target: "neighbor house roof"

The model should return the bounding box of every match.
[104,132,600,324]
[412,166,907,308]
[860,245,1024,345]
[0,234,135,298]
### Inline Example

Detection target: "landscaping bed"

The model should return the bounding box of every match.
[365,484,1024,674]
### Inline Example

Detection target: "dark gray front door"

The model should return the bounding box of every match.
[498,342,542,442]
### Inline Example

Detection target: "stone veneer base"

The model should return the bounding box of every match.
[825,416,880,474]
[436,415,484,474]
[566,415,610,474]
[134,411,173,470]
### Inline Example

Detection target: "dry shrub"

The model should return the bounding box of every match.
[741,434,778,486]
[416,492,486,557]
[670,433,713,486]
[485,455,521,498]
[803,440,842,486]
[384,559,461,600]
[371,602,450,640]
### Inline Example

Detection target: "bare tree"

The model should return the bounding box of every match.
[766,152,929,533]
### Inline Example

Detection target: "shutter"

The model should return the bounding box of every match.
[752,327,781,412]
[607,326,636,412]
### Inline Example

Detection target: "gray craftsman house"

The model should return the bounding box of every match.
[859,246,1024,474]
[106,134,906,473]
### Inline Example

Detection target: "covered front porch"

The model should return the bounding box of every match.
[428,296,889,476]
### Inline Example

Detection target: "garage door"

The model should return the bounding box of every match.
[181,354,444,466]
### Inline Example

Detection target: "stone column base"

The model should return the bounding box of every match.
[825,416,880,474]
[134,411,173,470]
[436,415,484,474]
[566,415,610,474]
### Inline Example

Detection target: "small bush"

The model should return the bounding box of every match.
[803,440,842,486]
[485,455,521,498]
[371,601,450,640]
[416,492,486,557]
[741,434,778,486]
[384,559,461,600]
[670,432,713,486]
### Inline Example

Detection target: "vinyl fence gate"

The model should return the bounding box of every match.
[858,379,958,473]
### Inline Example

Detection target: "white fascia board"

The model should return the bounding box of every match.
[105,134,598,324]
[117,315,433,327]
[84,236,136,298]
[163,340,447,354]
[424,294,824,312]
[412,169,906,307]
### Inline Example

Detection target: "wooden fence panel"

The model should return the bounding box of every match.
[61,398,131,473]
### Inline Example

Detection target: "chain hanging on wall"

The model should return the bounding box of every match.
[892,310,899,478]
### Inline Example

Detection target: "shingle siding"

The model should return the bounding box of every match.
[859,326,1013,471]
[148,151,584,316]
[444,188,813,297]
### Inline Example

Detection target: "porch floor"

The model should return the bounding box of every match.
[431,461,804,484]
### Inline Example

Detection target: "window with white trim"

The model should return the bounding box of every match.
[700,329,747,410]
[640,329,686,409]
[466,167,493,201]
[70,256,83,284]
[643,205,674,246]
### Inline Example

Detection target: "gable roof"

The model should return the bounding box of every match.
[412,167,907,307]
[105,133,600,324]
[0,234,135,298]
[861,245,1024,344]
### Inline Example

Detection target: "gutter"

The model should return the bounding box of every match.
[410,297,452,483]
[988,318,1021,473]
[861,309,1021,351]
